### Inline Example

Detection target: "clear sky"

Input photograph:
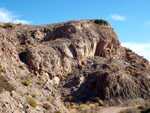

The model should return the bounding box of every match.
[0,0,150,61]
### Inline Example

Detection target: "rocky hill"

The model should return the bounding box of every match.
[0,19,150,113]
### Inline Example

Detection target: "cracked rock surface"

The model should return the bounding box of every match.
[0,19,149,112]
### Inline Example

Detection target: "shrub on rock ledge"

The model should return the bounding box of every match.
[94,19,107,25]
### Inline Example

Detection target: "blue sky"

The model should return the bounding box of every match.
[0,0,150,61]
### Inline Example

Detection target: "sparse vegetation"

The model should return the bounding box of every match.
[138,105,145,110]
[0,17,150,113]
[138,104,150,113]
[67,95,74,102]
[47,96,51,101]
[83,97,104,107]
[40,77,44,82]
[0,76,15,93]
[94,19,107,25]
[68,102,101,113]
[37,81,42,85]
[26,98,36,107]
[32,93,37,97]
[22,80,30,86]
[54,110,61,113]
[20,45,26,51]
[26,92,30,95]
[0,64,2,71]
[0,23,17,30]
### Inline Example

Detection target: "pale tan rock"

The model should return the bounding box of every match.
[0,19,148,112]
[26,20,121,79]
[0,41,20,63]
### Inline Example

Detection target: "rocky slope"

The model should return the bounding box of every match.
[0,19,149,113]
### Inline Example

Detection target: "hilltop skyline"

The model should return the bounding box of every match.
[0,0,150,61]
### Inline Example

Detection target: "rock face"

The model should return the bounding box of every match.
[60,54,150,105]
[0,41,20,63]
[26,20,121,79]
[0,19,149,112]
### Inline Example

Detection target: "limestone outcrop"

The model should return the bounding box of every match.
[0,19,149,113]
[26,20,121,79]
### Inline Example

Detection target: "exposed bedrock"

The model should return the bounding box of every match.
[26,20,122,79]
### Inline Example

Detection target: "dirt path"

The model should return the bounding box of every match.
[98,107,131,113]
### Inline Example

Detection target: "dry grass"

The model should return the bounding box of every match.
[37,81,42,85]
[0,23,17,30]
[54,110,61,113]
[32,93,37,97]
[47,96,51,101]
[22,80,30,86]
[68,103,102,113]
[26,98,36,107]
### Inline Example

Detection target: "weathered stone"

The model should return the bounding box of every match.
[0,19,149,113]
[26,20,121,79]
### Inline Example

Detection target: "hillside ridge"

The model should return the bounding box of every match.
[0,19,149,113]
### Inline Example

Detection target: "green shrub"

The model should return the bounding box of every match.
[0,76,15,93]
[138,105,145,110]
[37,81,42,85]
[26,92,30,95]
[40,77,44,82]
[22,80,30,86]
[94,19,107,25]
[67,95,74,102]
[0,64,2,71]
[54,110,61,113]
[26,98,36,107]
[141,106,150,113]
[47,96,51,101]
[32,93,37,97]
